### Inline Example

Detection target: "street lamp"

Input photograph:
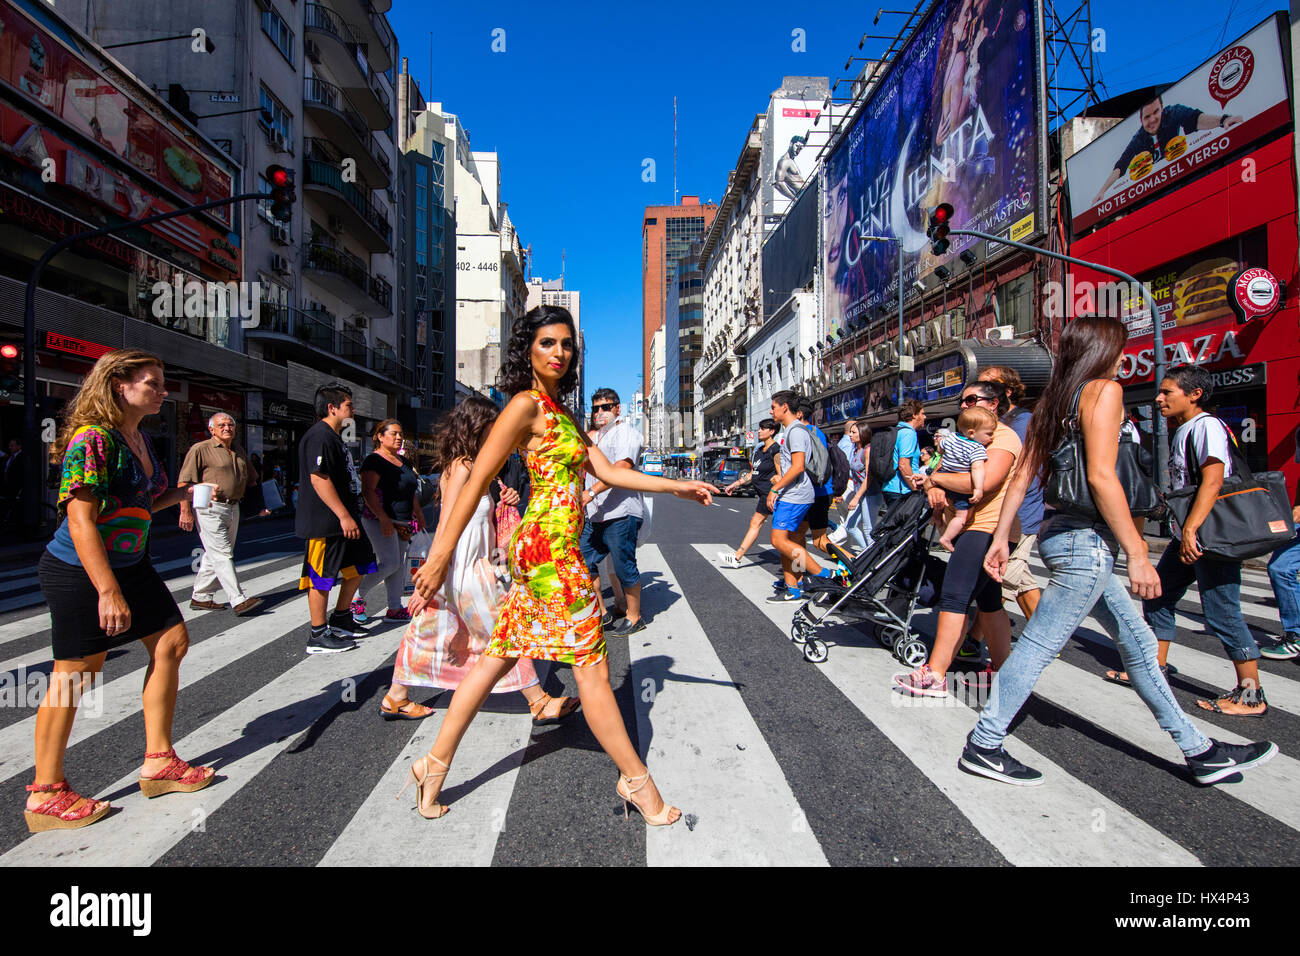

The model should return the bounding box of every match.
[105,32,216,54]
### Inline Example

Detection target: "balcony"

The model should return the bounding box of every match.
[302,140,391,252]
[249,304,400,385]
[374,342,398,378]
[302,240,393,317]
[303,77,392,187]
[304,4,391,129]
[326,0,393,72]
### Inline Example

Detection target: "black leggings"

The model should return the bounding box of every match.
[937,530,1004,615]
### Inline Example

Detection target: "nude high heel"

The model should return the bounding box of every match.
[616,771,680,827]
[396,754,451,819]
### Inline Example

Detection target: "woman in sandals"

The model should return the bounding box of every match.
[402,305,714,824]
[382,396,579,724]
[968,317,1276,787]
[28,350,215,832]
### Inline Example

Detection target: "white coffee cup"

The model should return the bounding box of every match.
[192,483,214,509]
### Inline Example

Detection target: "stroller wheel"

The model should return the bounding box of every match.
[803,638,829,664]
[790,619,809,646]
[898,639,928,668]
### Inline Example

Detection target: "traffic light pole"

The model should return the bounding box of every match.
[948,227,1169,493]
[21,190,264,535]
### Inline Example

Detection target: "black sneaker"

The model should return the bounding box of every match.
[767,589,803,603]
[306,626,358,655]
[956,635,984,660]
[1186,739,1278,786]
[958,735,1044,787]
[772,578,787,592]
[328,610,367,638]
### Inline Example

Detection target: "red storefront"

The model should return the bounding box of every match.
[1065,15,1297,494]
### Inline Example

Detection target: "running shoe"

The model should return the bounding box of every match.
[893,664,948,698]
[306,626,357,655]
[328,610,367,638]
[716,551,742,568]
[772,579,788,592]
[958,735,1044,786]
[385,606,412,622]
[767,589,803,603]
[1186,739,1278,785]
[956,635,984,660]
[349,599,369,624]
[1258,635,1300,661]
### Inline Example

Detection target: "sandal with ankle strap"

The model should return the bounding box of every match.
[139,749,216,798]
[528,692,580,725]
[616,770,680,827]
[397,754,451,819]
[1197,685,1267,718]
[380,694,435,721]
[24,781,111,832]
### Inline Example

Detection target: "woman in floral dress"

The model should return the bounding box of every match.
[403,305,714,825]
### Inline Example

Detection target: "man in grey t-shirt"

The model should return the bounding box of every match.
[765,390,834,603]
[580,388,647,634]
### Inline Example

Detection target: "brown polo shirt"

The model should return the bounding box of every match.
[179,437,250,502]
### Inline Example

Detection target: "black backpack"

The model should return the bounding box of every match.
[868,425,898,489]
[828,441,850,498]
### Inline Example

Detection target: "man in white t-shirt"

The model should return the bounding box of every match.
[1137,366,1267,716]
[580,388,647,635]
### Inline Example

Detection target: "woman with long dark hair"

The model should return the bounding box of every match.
[966,316,1276,787]
[357,418,425,623]
[401,306,713,824]
[716,418,783,568]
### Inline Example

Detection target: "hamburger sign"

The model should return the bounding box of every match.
[1066,15,1290,234]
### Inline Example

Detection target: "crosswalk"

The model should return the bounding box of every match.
[0,538,1295,867]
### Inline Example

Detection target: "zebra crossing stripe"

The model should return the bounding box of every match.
[0,581,314,786]
[319,709,534,867]
[0,564,306,678]
[0,552,299,646]
[632,545,829,866]
[695,544,1203,866]
[0,622,406,865]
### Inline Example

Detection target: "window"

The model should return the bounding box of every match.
[261,6,295,64]
[996,276,1034,335]
[259,85,292,151]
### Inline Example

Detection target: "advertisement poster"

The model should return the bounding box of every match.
[1065,15,1290,234]
[763,95,824,228]
[824,0,1043,328]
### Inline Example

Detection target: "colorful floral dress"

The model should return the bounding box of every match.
[487,390,605,666]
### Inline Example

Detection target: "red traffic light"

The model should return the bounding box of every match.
[0,344,18,360]
[933,203,952,223]
[269,166,291,188]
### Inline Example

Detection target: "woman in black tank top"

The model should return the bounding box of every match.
[716,419,783,568]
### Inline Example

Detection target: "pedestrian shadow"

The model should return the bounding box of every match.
[628,653,741,760]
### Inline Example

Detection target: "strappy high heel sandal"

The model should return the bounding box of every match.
[139,749,215,798]
[397,754,451,819]
[528,692,581,725]
[24,781,111,832]
[616,771,680,827]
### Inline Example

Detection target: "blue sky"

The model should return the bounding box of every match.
[386,0,1290,411]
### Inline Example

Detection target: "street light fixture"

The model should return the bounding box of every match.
[105,32,216,54]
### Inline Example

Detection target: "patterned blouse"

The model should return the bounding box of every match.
[45,425,167,568]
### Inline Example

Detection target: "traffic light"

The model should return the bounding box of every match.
[927,203,953,256]
[0,343,19,392]
[266,164,295,223]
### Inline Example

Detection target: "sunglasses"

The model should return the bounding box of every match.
[592,403,616,412]
[960,394,988,406]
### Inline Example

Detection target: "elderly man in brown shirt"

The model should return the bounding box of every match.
[179,412,262,615]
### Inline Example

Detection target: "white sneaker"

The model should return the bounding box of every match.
[716,550,742,568]
[828,526,849,545]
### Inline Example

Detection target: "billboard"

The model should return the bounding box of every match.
[823,0,1044,328]
[763,96,823,227]
[1066,15,1291,234]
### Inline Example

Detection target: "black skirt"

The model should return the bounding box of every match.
[38,550,184,660]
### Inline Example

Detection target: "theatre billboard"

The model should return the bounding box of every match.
[823,0,1045,328]
[1066,15,1291,235]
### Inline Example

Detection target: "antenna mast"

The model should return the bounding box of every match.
[673,96,678,205]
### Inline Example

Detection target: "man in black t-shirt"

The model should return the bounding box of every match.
[1090,95,1243,204]
[297,383,377,654]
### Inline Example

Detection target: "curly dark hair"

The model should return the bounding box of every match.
[431,396,500,501]
[496,305,581,397]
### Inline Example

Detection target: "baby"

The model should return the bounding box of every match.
[936,405,999,551]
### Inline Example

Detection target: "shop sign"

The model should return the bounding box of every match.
[266,402,291,418]
[1208,362,1265,390]
[818,387,866,425]
[1116,327,1245,385]
[45,331,112,360]
[1230,268,1281,323]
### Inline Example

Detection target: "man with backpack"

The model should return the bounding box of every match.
[793,399,847,561]
[883,401,927,509]
[766,391,838,603]
[1116,367,1268,716]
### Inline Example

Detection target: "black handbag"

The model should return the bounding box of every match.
[1043,382,1159,520]
[1164,417,1293,561]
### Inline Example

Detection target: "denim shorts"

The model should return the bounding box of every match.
[580,515,642,586]
[771,499,813,532]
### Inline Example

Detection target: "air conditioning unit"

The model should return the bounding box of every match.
[354,316,368,329]
[988,324,1016,341]
[271,223,290,245]
[271,130,288,153]
[305,40,321,64]
[271,254,291,275]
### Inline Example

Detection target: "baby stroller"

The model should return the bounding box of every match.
[790,492,940,665]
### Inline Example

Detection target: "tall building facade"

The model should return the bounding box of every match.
[641,196,716,394]
[526,276,583,416]
[54,0,405,479]
[663,242,703,452]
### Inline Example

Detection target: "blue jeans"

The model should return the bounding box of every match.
[842,493,875,551]
[580,515,643,587]
[971,519,1210,757]
[1267,524,1300,636]
[1144,546,1259,662]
